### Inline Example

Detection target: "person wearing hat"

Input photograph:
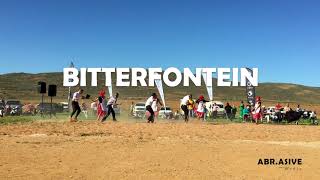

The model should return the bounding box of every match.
[239,101,245,120]
[196,95,209,120]
[252,96,262,124]
[95,88,107,121]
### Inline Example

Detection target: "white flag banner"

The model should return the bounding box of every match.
[108,84,113,97]
[202,72,213,101]
[155,79,166,109]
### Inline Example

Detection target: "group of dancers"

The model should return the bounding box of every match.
[69,88,119,122]
[144,93,264,123]
[69,89,263,124]
[145,93,212,123]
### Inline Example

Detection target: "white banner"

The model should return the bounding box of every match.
[108,84,113,97]
[202,72,213,101]
[155,79,166,110]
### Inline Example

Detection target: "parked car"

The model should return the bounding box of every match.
[205,101,225,117]
[36,102,63,115]
[5,99,22,115]
[158,106,173,119]
[133,102,146,118]
[59,102,69,112]
[0,101,4,117]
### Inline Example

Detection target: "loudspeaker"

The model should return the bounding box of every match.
[38,81,46,94]
[48,85,57,97]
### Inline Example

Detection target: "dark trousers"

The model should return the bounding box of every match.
[181,105,189,121]
[226,112,233,120]
[102,104,116,121]
[70,101,81,118]
[146,105,154,123]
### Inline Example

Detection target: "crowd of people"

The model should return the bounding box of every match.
[68,90,317,125]
[1,88,316,126]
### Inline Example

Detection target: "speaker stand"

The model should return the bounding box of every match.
[41,94,44,118]
[50,97,53,119]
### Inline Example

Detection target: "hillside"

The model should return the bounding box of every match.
[1,72,320,104]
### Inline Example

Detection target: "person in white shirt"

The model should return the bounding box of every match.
[284,103,291,112]
[211,103,219,119]
[181,94,192,122]
[151,98,162,119]
[102,93,119,122]
[310,111,317,124]
[296,104,302,112]
[145,93,160,123]
[196,95,208,120]
[70,89,84,122]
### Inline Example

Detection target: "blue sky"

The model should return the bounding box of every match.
[0,0,319,86]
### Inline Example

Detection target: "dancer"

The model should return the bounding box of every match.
[252,96,262,124]
[187,98,195,118]
[181,94,192,122]
[145,93,158,123]
[195,95,209,121]
[70,89,84,122]
[151,97,162,119]
[95,89,107,121]
[102,93,119,122]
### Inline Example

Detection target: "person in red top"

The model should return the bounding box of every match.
[99,89,106,99]
[274,102,283,122]
[275,103,282,111]
[95,88,107,121]
[252,96,262,124]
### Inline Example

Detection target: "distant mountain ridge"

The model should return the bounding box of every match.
[1,72,320,104]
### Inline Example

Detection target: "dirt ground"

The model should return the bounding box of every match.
[0,120,319,180]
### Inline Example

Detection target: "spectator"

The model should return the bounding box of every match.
[211,103,218,119]
[310,111,317,124]
[225,103,233,120]
[129,102,134,116]
[174,110,180,120]
[81,103,88,119]
[243,105,250,122]
[274,103,283,122]
[275,103,282,112]
[232,105,237,119]
[239,101,244,119]
[203,105,208,121]
[296,104,302,112]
